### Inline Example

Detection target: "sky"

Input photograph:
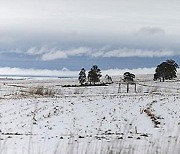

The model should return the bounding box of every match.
[0,0,180,76]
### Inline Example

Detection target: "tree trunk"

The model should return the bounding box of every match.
[134,83,136,93]
[127,83,129,93]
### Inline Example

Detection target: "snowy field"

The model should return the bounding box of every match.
[0,74,180,154]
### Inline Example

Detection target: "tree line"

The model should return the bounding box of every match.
[78,59,179,85]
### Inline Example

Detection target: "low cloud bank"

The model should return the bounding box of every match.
[25,46,180,61]
[40,47,178,61]
[0,67,167,78]
[102,67,156,76]
[0,67,78,77]
[0,67,179,78]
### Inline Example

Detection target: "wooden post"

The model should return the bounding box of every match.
[127,83,129,93]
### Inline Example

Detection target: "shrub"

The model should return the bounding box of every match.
[28,86,55,96]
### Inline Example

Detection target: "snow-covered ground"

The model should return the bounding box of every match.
[0,75,179,154]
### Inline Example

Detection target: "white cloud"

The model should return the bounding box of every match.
[35,47,179,61]
[41,47,91,61]
[27,47,49,55]
[42,50,68,60]
[99,49,176,58]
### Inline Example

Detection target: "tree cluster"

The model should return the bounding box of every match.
[78,65,102,85]
[154,59,179,82]
[78,59,178,86]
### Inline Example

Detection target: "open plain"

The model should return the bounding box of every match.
[0,74,179,154]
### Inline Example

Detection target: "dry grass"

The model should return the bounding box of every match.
[28,86,56,96]
[50,126,180,154]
